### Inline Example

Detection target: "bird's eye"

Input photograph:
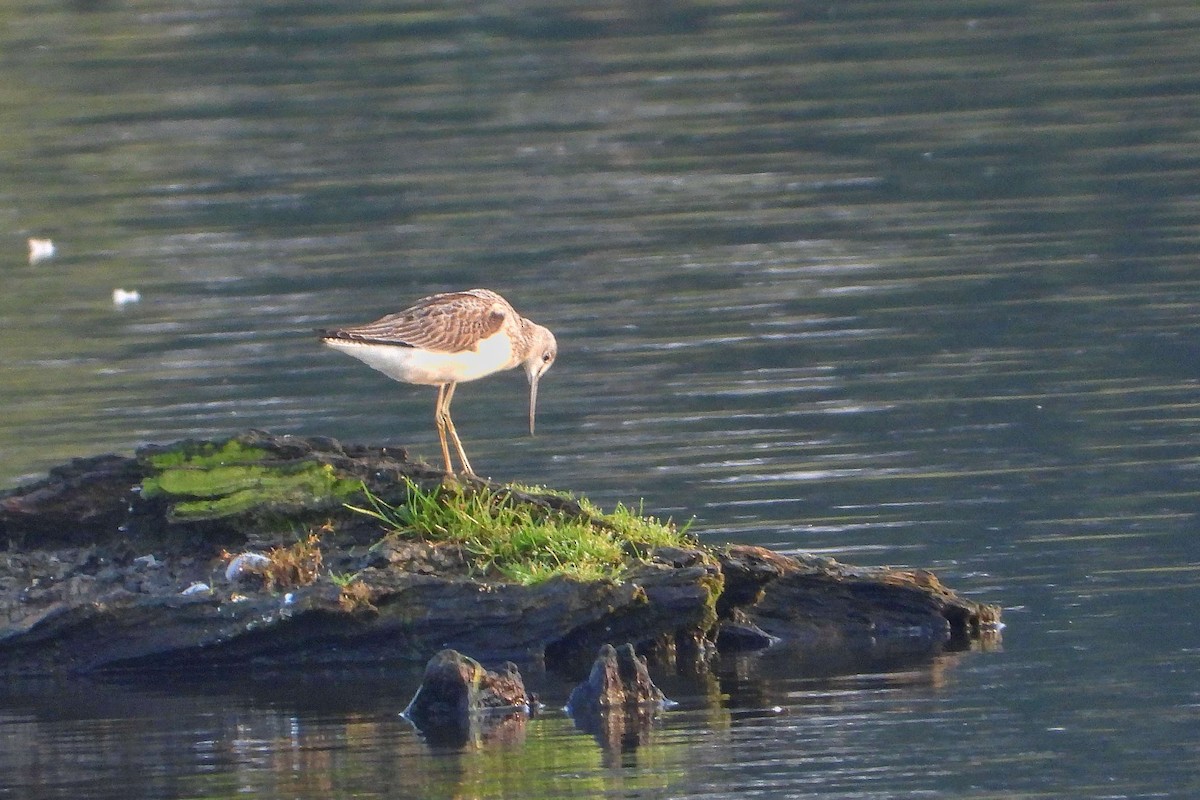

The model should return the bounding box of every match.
[543,353,553,363]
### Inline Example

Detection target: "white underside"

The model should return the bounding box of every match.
[324,331,518,385]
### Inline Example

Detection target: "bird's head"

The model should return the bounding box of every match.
[522,322,557,435]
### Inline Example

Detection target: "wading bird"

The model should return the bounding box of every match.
[320,288,557,476]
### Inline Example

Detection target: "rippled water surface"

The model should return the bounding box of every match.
[2,1,1199,797]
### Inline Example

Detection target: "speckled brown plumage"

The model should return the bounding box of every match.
[320,289,514,354]
[319,288,557,477]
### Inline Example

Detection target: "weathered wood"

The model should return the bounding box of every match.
[717,545,1001,652]
[402,649,533,747]
[0,432,1001,676]
[405,649,531,717]
[565,643,670,751]
[566,643,667,712]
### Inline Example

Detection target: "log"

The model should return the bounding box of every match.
[717,545,1001,649]
[0,431,1001,676]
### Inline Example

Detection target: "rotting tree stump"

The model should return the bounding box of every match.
[565,643,671,750]
[566,642,668,712]
[403,649,533,746]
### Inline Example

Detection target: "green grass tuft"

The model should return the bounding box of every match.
[346,480,694,585]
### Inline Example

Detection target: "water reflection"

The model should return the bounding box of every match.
[2,653,990,799]
[3,0,1200,797]
[409,708,531,752]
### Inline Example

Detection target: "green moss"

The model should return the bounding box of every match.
[348,480,695,586]
[140,439,361,521]
[696,567,725,633]
[145,439,273,470]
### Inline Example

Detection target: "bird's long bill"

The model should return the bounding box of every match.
[528,375,539,436]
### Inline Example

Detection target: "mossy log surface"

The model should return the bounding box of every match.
[0,431,1000,676]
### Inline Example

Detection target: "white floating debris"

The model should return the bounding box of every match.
[181,582,211,595]
[224,551,272,582]
[27,238,55,264]
[112,288,141,306]
[133,554,162,568]
[283,592,295,605]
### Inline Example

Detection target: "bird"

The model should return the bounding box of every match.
[319,288,557,477]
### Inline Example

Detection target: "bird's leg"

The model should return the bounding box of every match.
[440,382,476,477]
[434,383,455,475]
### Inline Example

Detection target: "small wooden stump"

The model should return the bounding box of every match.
[567,643,668,712]
[403,649,533,747]
[566,643,670,751]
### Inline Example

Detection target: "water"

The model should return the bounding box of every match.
[3,0,1199,797]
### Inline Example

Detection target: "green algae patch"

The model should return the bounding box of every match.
[140,439,362,521]
[144,439,274,471]
[695,564,725,633]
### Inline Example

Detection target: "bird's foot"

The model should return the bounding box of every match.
[440,469,482,488]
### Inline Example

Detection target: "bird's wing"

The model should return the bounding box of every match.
[321,290,511,352]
